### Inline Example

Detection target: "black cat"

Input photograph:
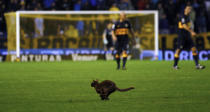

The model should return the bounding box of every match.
[91,80,134,100]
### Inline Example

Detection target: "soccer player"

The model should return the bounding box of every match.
[112,12,134,70]
[173,5,205,70]
[103,22,114,51]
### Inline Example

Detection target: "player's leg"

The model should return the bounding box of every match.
[122,50,128,69]
[122,40,129,70]
[115,41,122,69]
[115,51,121,70]
[174,31,184,69]
[191,47,199,66]
[188,32,205,69]
[173,48,181,69]
[191,47,205,69]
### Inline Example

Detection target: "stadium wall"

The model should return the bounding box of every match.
[0,33,210,62]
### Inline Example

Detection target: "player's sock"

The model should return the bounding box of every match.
[116,54,120,69]
[174,54,179,67]
[123,57,127,68]
[116,58,120,69]
[193,54,199,66]
[122,52,127,69]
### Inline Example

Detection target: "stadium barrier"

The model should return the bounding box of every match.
[1,33,210,62]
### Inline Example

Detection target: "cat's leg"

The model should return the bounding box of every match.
[103,94,109,100]
[105,92,112,100]
[100,94,106,100]
[106,89,115,100]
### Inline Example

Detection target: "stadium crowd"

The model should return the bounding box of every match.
[0,0,210,38]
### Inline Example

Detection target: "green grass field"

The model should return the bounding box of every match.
[0,60,209,112]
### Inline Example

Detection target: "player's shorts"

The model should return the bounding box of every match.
[177,30,195,50]
[115,36,129,53]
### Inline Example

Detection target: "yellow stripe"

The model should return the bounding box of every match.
[122,52,128,58]
[178,21,191,29]
[115,54,120,58]
[174,54,179,58]
[192,53,197,56]
[115,28,129,35]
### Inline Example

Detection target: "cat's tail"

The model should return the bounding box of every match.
[116,87,135,92]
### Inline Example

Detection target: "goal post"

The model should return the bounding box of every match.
[13,10,158,61]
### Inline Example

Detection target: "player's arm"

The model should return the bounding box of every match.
[183,24,196,36]
[112,30,117,41]
[180,17,196,36]
[128,27,136,45]
[111,24,117,41]
[128,22,135,38]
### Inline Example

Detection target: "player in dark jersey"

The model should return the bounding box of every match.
[103,22,114,51]
[173,5,205,70]
[112,12,134,70]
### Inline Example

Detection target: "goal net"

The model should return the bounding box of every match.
[4,11,158,61]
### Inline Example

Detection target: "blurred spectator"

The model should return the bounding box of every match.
[205,0,210,31]
[89,0,97,10]
[164,0,176,32]
[144,3,152,10]
[27,0,39,10]
[189,8,196,30]
[192,0,200,13]
[34,16,44,38]
[36,3,43,10]
[157,3,164,19]
[50,2,57,10]
[82,1,91,10]
[103,22,114,51]
[151,0,158,5]
[64,25,79,38]
[76,20,85,36]
[43,0,55,9]
[109,3,120,11]
[131,31,142,59]
[0,1,6,35]
[118,0,134,10]
[196,12,207,33]
[137,0,147,10]
[159,14,169,34]
[97,0,106,10]
[8,0,20,11]
[205,1,210,11]
[74,0,82,10]
[20,0,26,10]
[61,0,71,10]
[145,0,156,10]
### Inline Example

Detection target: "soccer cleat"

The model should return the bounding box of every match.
[117,66,120,70]
[173,66,179,70]
[196,64,205,69]
[122,66,127,70]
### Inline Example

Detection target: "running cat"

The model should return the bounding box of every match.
[91,80,134,100]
